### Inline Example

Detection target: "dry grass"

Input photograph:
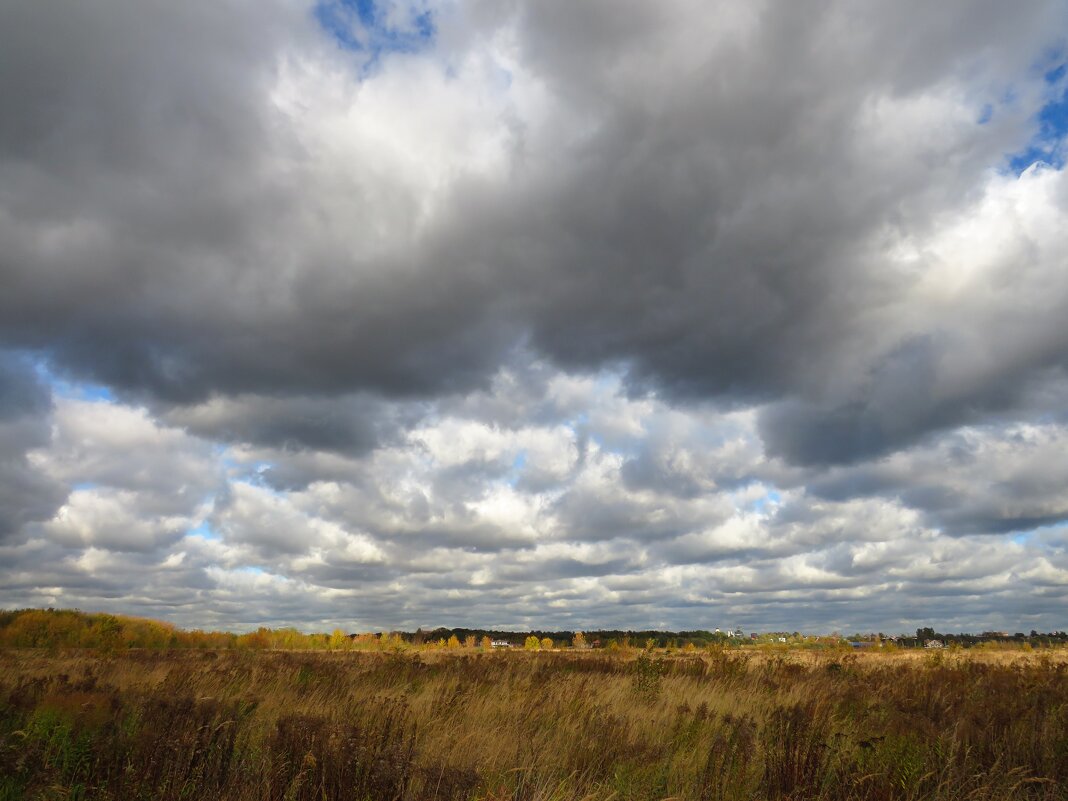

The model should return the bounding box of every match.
[1,647,1066,800]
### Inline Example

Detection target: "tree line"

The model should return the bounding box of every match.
[2,609,1065,652]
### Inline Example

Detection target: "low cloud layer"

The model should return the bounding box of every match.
[1,1,1067,632]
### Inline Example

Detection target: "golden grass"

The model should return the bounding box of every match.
[1,647,1066,800]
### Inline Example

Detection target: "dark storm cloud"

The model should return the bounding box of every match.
[1,0,1064,460]
[160,393,420,456]
[501,1,1068,463]
[0,0,514,404]
[0,356,49,420]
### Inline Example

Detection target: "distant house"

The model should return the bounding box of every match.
[924,639,944,649]
[490,640,512,648]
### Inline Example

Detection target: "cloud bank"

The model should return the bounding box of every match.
[1,0,1067,633]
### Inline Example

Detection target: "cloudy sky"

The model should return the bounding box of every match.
[2,1,1067,634]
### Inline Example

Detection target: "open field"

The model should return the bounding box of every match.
[2,647,1066,800]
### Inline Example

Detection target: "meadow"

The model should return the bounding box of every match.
[2,646,1066,801]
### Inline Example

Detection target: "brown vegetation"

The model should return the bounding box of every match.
[1,646,1066,800]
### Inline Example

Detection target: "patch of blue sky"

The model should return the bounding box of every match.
[505,450,527,487]
[748,489,781,515]
[1045,62,1067,86]
[235,565,267,576]
[71,482,99,492]
[314,0,434,73]
[567,412,590,430]
[35,369,112,407]
[216,449,245,476]
[233,475,285,497]
[219,453,277,488]
[62,383,100,400]
[593,370,624,395]
[29,355,114,403]
[563,412,603,450]
[186,520,221,541]
[1006,57,1068,174]
[1010,522,1068,546]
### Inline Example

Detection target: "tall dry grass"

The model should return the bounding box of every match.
[1,647,1065,800]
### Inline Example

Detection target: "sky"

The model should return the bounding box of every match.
[1,1,1068,635]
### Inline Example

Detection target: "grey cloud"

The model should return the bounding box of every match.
[37,399,222,514]
[805,421,1068,536]
[0,354,66,541]
[0,0,1062,453]
[161,393,419,456]
[0,355,50,420]
[0,0,513,403]
[41,488,190,553]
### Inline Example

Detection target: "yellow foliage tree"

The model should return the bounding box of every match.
[572,631,587,649]
[329,629,349,650]
[524,635,540,650]
[480,635,492,649]
[447,635,461,649]
[541,637,553,650]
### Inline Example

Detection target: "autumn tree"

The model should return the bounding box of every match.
[238,628,270,650]
[329,629,349,650]
[480,635,492,650]
[380,632,405,651]
[541,637,553,650]
[524,635,540,650]
[93,615,123,655]
[572,631,587,649]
